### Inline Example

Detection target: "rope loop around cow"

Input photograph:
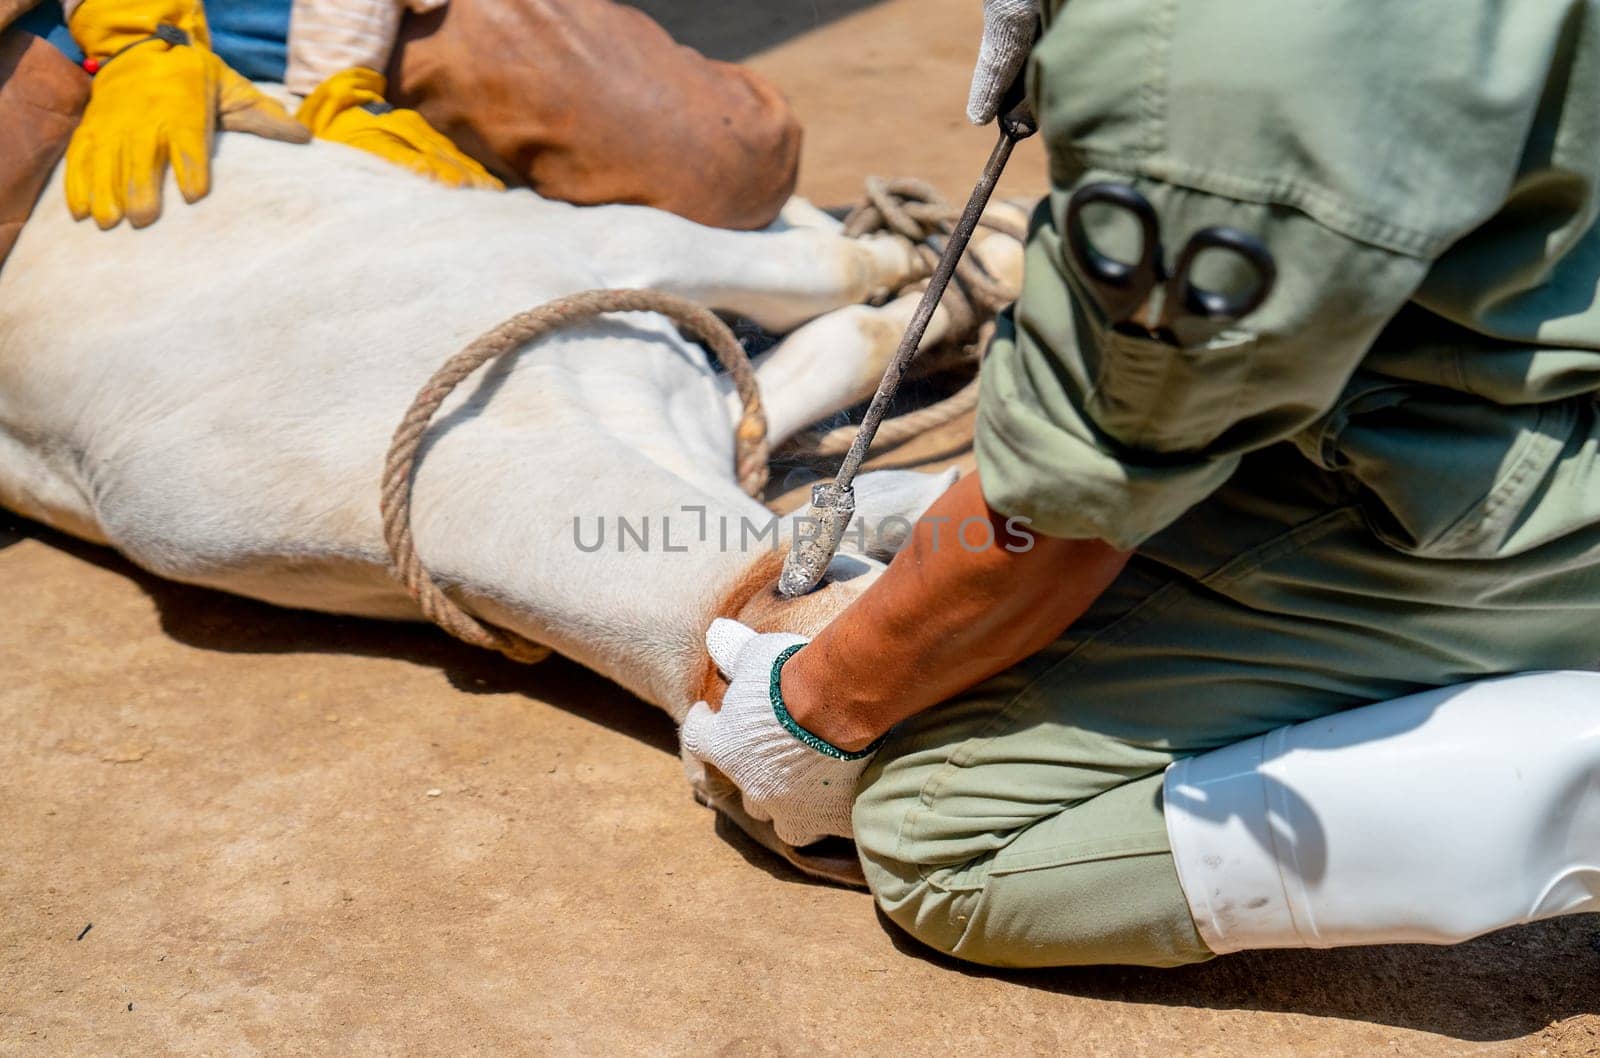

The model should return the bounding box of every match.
[379,288,770,665]
[381,181,1027,665]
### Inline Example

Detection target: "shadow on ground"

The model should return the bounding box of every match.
[878,906,1600,1043]
[0,512,26,551]
[3,515,678,755]
[620,0,887,60]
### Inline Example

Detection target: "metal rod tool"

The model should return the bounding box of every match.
[777,89,1039,598]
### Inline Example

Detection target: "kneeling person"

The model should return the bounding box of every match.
[683,0,1600,967]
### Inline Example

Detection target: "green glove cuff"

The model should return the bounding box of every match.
[768,644,886,761]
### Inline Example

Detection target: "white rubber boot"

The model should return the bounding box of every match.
[1163,671,1600,954]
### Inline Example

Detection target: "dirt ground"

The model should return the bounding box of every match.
[4,2,1599,1055]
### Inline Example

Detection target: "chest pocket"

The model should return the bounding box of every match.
[1078,284,1261,454]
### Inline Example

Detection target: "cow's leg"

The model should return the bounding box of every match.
[583,198,1029,335]
[594,219,922,333]
[772,197,844,232]
[671,204,1029,334]
[728,218,1025,443]
[729,288,957,446]
[573,202,918,332]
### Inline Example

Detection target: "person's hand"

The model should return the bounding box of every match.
[296,67,504,191]
[967,0,1040,125]
[680,619,881,847]
[65,0,309,230]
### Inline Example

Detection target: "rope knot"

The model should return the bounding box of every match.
[843,176,959,247]
[840,176,1021,339]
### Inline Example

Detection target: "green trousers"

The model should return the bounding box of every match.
[851,440,1600,968]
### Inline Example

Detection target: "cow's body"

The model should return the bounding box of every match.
[0,134,1018,717]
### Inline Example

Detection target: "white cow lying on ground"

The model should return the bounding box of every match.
[0,132,1023,874]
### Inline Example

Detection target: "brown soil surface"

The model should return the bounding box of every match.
[4,2,1598,1054]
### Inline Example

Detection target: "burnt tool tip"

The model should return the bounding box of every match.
[777,483,857,599]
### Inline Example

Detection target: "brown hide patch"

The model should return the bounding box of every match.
[694,551,785,710]
[388,0,800,230]
[693,549,878,710]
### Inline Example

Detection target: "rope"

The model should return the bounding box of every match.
[843,176,1023,338]
[379,289,770,665]
[797,375,981,459]
[788,320,995,459]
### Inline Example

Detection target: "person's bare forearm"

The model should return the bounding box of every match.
[781,472,1130,752]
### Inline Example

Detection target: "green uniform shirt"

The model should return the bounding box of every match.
[977,0,1600,554]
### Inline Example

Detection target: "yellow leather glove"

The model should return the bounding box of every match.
[296,68,504,191]
[65,0,310,230]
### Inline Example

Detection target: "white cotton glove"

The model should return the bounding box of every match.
[680,619,881,847]
[968,0,1041,125]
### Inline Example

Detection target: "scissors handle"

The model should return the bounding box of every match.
[1064,182,1163,324]
[1169,226,1278,323]
[1066,181,1279,338]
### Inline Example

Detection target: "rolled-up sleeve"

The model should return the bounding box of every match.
[976,176,1430,548]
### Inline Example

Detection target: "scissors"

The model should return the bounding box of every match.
[1065,182,1277,345]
